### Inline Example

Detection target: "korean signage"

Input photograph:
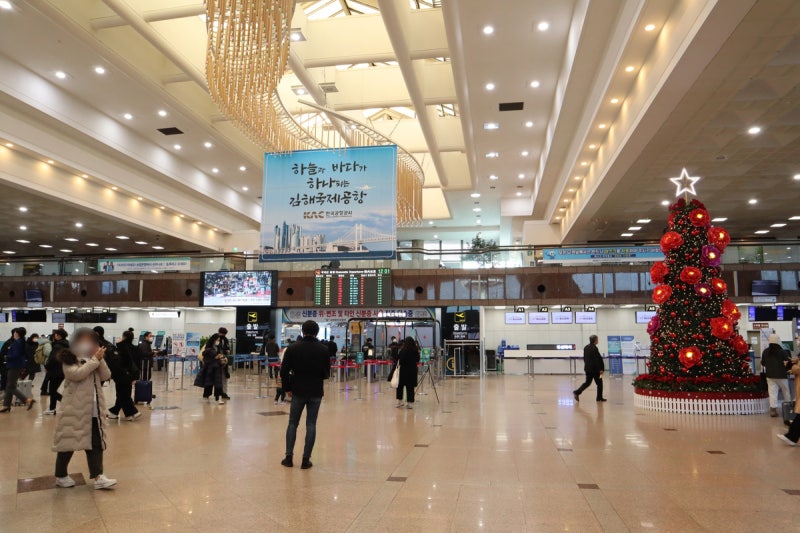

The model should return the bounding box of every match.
[541,246,664,264]
[260,146,398,262]
[98,257,191,273]
[283,308,433,322]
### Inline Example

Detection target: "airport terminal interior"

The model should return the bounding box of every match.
[2,0,800,531]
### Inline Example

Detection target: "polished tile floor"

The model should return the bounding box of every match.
[1,370,799,532]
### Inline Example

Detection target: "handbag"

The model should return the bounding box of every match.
[390,362,401,388]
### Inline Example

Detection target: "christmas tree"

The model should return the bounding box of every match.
[634,191,760,394]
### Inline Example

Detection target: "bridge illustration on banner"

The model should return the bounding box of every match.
[267,223,393,255]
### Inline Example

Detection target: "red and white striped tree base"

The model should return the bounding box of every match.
[634,388,768,415]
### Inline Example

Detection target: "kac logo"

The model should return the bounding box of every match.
[303,211,325,219]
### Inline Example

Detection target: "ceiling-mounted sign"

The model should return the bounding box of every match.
[283,307,433,322]
[541,246,664,264]
[98,258,191,273]
[260,146,398,262]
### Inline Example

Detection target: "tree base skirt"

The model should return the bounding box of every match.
[634,388,768,415]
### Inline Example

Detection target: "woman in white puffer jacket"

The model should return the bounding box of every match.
[52,328,117,490]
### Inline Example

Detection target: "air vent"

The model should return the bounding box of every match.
[499,102,524,112]
[157,127,184,136]
[319,82,339,93]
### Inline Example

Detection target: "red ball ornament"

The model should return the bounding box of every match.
[667,212,676,227]
[660,231,683,253]
[710,317,734,340]
[650,261,669,284]
[720,299,741,322]
[679,266,703,284]
[679,346,702,369]
[683,320,690,326]
[670,312,677,318]
[653,285,672,304]
[707,227,731,252]
[689,208,710,227]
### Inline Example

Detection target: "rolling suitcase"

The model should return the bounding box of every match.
[134,380,153,407]
[782,401,795,424]
[14,379,33,405]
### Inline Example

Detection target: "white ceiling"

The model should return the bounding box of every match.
[0,0,796,258]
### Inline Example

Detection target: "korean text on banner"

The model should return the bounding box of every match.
[260,146,398,262]
[541,246,664,264]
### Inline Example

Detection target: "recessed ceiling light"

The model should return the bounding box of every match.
[610,98,620,104]
[530,80,540,88]
[661,200,670,206]
[433,234,438,239]
[179,214,185,218]
[516,192,522,197]
[75,222,83,228]
[19,225,26,231]
[4,142,12,147]
[636,219,651,224]
[518,173,525,179]
[747,126,761,135]
[136,196,143,201]
[54,70,67,79]
[574,176,582,181]
[173,144,181,150]
[793,174,800,181]
[110,186,118,191]
[135,241,147,245]
[239,165,247,172]
[598,123,607,129]
[754,230,769,234]
[0,1,13,11]
[580,161,589,166]
[80,173,88,179]
[644,23,656,31]
[105,247,117,251]
[748,198,758,205]
[152,245,164,250]
[711,217,727,222]
[563,199,569,204]
[537,21,549,31]
[771,223,787,228]
[568,188,575,193]
[159,205,165,210]
[790,216,800,221]
[485,151,499,158]
[559,207,566,212]
[485,82,495,91]
[521,151,529,157]
[86,243,99,247]
[625,65,635,72]
[483,122,499,130]
[470,192,481,198]
[93,65,106,75]
[19,206,27,212]
[64,238,78,242]
[242,186,249,191]
[204,141,213,148]
[15,239,29,244]
[116,235,129,240]
[482,25,494,35]
[158,109,168,117]
[428,221,434,225]
[628,226,642,231]
[2,250,15,254]
[40,244,52,248]
[489,174,499,181]
[289,29,305,41]
[524,121,534,128]
[588,144,597,149]
[621,233,634,237]
[59,249,72,253]
[473,207,481,212]
[212,167,219,173]
[46,159,54,165]
[196,221,202,225]
[476,220,482,225]
[123,113,133,120]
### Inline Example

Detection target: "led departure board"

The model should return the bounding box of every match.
[314,268,392,307]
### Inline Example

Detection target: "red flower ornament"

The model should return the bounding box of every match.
[650,261,669,284]
[707,227,730,251]
[679,266,702,284]
[679,346,702,369]
[720,300,741,322]
[711,278,727,294]
[710,317,734,340]
[731,335,749,355]
[689,208,710,227]
[660,231,683,253]
[652,285,672,304]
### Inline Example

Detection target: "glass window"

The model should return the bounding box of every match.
[571,273,594,294]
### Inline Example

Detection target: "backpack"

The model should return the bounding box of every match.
[34,343,47,365]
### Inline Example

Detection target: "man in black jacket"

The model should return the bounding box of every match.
[573,335,607,402]
[280,320,331,470]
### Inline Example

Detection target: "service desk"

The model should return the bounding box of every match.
[502,349,583,375]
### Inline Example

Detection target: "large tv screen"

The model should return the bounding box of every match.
[752,280,780,296]
[575,311,597,324]
[200,271,277,307]
[504,312,525,325]
[636,311,658,324]
[313,268,391,307]
[12,309,47,322]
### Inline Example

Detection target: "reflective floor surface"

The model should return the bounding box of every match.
[1,372,799,532]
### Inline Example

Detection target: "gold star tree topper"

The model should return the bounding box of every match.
[669,168,701,198]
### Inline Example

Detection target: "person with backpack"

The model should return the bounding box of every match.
[38,336,53,395]
[107,330,141,421]
[25,333,40,382]
[1,327,35,413]
[43,329,69,415]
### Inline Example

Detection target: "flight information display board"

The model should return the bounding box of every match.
[314,268,391,307]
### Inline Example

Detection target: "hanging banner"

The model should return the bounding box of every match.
[260,146,398,262]
[98,257,191,273]
[541,246,663,264]
[283,307,433,322]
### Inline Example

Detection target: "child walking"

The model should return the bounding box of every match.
[274,369,286,405]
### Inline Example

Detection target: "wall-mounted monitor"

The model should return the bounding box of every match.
[52,312,66,324]
[636,311,658,324]
[200,271,277,307]
[313,268,391,307]
[528,312,550,325]
[504,312,526,325]
[12,309,47,322]
[752,280,780,296]
[551,312,574,324]
[575,311,597,324]
[0,313,7,323]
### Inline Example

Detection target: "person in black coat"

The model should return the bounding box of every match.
[280,320,331,470]
[25,334,40,382]
[43,329,69,415]
[395,337,421,409]
[200,334,226,404]
[573,335,607,402]
[107,330,140,420]
[762,333,792,417]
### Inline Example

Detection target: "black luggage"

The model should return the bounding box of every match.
[134,380,153,405]
[782,401,795,424]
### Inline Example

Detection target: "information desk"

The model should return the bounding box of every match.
[503,350,583,375]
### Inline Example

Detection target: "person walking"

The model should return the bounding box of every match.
[1,328,35,412]
[777,358,800,446]
[280,320,331,470]
[265,334,280,379]
[137,332,154,381]
[217,327,232,400]
[52,328,117,489]
[106,330,140,421]
[327,335,338,362]
[573,335,607,402]
[762,333,792,417]
[43,329,69,415]
[200,334,226,404]
[39,335,52,396]
[25,333,41,383]
[395,337,420,409]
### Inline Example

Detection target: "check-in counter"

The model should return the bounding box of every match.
[502,349,583,375]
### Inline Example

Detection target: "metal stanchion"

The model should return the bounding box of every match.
[178,357,187,390]
[255,361,267,399]
[354,363,365,400]
[164,357,170,393]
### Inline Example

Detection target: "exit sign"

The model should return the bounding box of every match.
[752,323,770,329]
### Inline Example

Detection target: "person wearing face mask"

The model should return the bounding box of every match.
[200,334,226,404]
[138,332,155,381]
[217,327,232,400]
[52,328,117,490]
[1,327,35,413]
